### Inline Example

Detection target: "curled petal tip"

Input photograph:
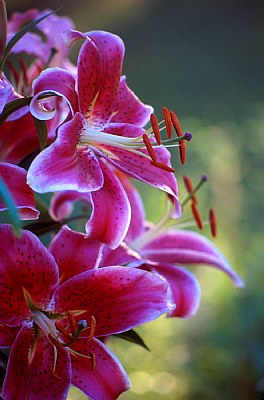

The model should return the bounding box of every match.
[233,275,245,288]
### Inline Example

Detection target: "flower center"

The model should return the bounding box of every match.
[32,309,96,377]
[78,107,192,173]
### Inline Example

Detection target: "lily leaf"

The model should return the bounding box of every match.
[0,97,31,124]
[0,178,22,236]
[0,7,62,71]
[115,329,150,351]
[33,117,48,150]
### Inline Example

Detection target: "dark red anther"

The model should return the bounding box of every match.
[55,321,72,342]
[183,176,197,203]
[169,110,183,137]
[150,113,161,145]
[191,202,203,230]
[179,140,186,165]
[143,133,157,162]
[67,310,77,336]
[169,110,187,164]
[48,334,68,355]
[87,316,96,341]
[209,208,217,237]
[151,160,175,172]
[162,106,172,139]
[90,352,97,371]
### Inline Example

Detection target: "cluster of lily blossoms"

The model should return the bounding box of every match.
[0,5,243,400]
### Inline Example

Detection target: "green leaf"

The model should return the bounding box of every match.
[0,97,31,124]
[115,329,150,351]
[33,117,48,150]
[0,178,22,236]
[0,7,63,72]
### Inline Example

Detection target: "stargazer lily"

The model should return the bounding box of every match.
[27,30,184,232]
[0,162,39,220]
[99,176,244,319]
[0,225,173,400]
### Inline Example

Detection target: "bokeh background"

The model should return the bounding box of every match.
[6,1,264,399]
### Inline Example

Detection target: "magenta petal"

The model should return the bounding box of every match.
[27,113,104,193]
[71,337,130,400]
[31,67,78,120]
[52,266,173,336]
[49,226,103,284]
[86,159,131,249]
[7,31,46,59]
[0,163,39,220]
[99,145,181,216]
[62,29,86,47]
[0,112,48,164]
[0,225,58,326]
[104,122,145,138]
[112,75,153,126]
[2,324,71,400]
[0,324,19,347]
[100,242,140,267]
[0,73,13,113]
[151,263,201,318]
[78,31,124,128]
[142,230,244,287]
[49,190,91,221]
[120,176,145,242]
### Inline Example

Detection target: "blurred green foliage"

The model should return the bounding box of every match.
[6,1,264,399]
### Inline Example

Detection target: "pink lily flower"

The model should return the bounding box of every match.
[100,177,244,319]
[0,162,39,220]
[7,8,76,73]
[0,225,173,400]
[27,30,181,216]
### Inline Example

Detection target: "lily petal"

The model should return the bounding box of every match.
[31,67,78,120]
[0,162,39,220]
[2,324,71,400]
[52,266,173,336]
[49,225,103,284]
[151,263,201,318]
[27,112,104,193]
[86,159,131,249]
[141,230,244,287]
[119,174,145,242]
[0,111,57,164]
[0,225,59,326]
[112,75,153,127]
[71,337,130,400]
[100,242,140,267]
[78,31,124,128]
[97,144,181,217]
[103,122,145,138]
[0,73,13,114]
[49,190,91,221]
[0,324,19,347]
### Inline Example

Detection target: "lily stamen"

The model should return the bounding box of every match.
[162,106,173,139]
[181,174,208,207]
[209,208,217,237]
[143,133,157,162]
[191,202,203,230]
[169,109,191,164]
[150,113,161,145]
[67,310,77,336]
